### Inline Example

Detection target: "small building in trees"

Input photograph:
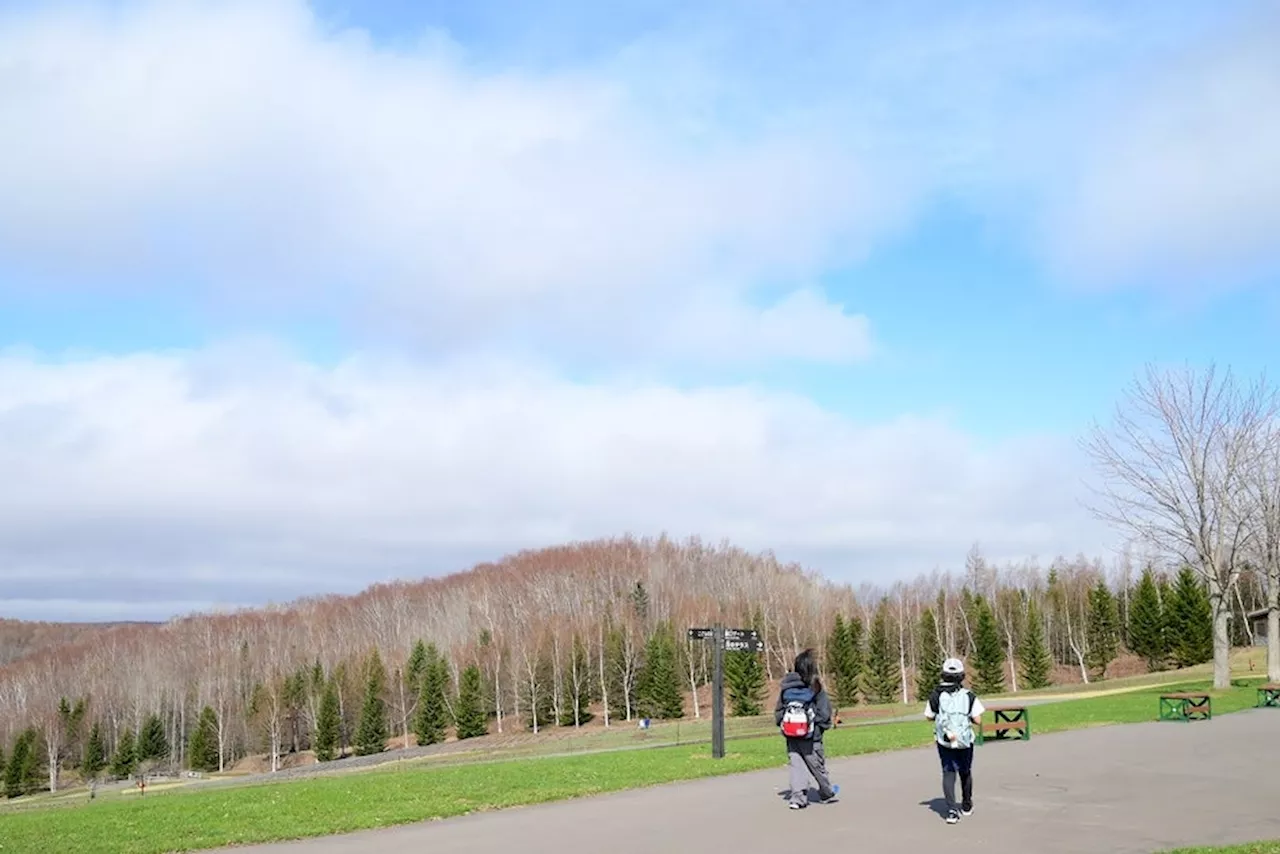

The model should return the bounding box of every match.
[1247,608,1270,647]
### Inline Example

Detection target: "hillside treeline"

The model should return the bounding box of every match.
[0,536,1255,798]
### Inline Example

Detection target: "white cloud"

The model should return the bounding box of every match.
[1032,9,1280,288]
[0,346,1114,620]
[0,0,893,364]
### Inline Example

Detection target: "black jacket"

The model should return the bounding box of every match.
[774,671,833,742]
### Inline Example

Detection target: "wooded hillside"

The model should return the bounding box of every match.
[0,619,154,669]
[0,535,1257,798]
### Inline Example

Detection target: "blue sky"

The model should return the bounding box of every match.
[0,0,1277,621]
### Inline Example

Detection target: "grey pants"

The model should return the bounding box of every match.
[787,740,834,806]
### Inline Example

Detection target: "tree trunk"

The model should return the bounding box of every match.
[1211,595,1231,690]
[897,611,909,704]
[598,623,610,728]
[687,641,701,719]
[1268,565,1280,683]
[46,731,60,794]
[1005,627,1019,693]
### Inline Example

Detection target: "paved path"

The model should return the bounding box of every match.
[231,709,1280,854]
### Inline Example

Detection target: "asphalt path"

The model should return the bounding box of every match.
[230,708,1280,854]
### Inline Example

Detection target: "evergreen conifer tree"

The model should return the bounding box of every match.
[825,615,862,707]
[83,722,107,779]
[1085,580,1120,679]
[865,601,898,704]
[4,728,39,798]
[406,640,428,695]
[110,728,136,780]
[1018,600,1053,689]
[970,598,1006,694]
[724,650,766,716]
[1128,567,1168,670]
[454,665,489,739]
[1168,566,1214,667]
[915,608,944,700]
[136,713,169,764]
[354,650,389,756]
[0,743,6,787]
[636,626,684,719]
[314,682,341,762]
[414,645,452,746]
[187,707,221,771]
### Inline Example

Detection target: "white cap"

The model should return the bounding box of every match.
[942,657,965,676]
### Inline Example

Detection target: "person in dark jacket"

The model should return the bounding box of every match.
[774,648,838,809]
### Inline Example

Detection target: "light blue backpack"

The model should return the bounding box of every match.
[933,688,976,749]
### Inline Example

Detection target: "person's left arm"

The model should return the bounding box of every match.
[969,694,985,725]
[814,690,833,730]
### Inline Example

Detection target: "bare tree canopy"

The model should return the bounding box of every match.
[1081,363,1272,688]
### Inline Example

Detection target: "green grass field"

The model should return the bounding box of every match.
[1164,844,1280,853]
[0,677,1268,854]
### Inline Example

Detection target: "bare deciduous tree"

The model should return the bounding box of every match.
[1248,413,1280,682]
[1083,364,1267,688]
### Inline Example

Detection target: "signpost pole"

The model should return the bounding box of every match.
[712,624,725,759]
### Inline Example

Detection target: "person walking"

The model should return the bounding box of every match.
[774,648,839,809]
[923,657,985,824]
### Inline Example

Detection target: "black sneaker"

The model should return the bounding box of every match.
[945,809,960,825]
[789,803,804,810]
[819,784,840,804]
[961,803,973,817]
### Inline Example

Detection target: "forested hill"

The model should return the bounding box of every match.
[0,619,156,669]
[0,535,1248,795]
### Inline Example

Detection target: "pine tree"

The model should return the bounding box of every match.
[825,615,862,707]
[454,665,489,740]
[0,743,6,786]
[83,722,107,779]
[1018,600,1053,689]
[1128,567,1168,670]
[110,728,136,780]
[724,650,766,716]
[915,608,944,700]
[311,681,340,762]
[354,650,389,756]
[414,645,451,746]
[136,713,169,764]
[187,707,221,772]
[636,626,684,719]
[406,640,429,695]
[971,598,1006,694]
[1168,566,1214,668]
[4,728,40,798]
[864,601,898,704]
[1085,580,1120,679]
[2,733,23,798]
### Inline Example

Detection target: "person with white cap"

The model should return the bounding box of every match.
[923,657,985,824]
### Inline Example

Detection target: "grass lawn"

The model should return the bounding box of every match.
[0,678,1266,854]
[1164,845,1280,853]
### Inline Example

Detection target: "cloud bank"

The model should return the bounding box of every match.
[0,347,1108,620]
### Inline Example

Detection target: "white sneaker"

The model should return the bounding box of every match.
[945,810,960,825]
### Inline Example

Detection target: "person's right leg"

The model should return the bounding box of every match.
[787,745,810,808]
[938,744,961,823]
[803,741,837,801]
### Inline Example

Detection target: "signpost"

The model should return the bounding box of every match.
[687,625,763,758]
